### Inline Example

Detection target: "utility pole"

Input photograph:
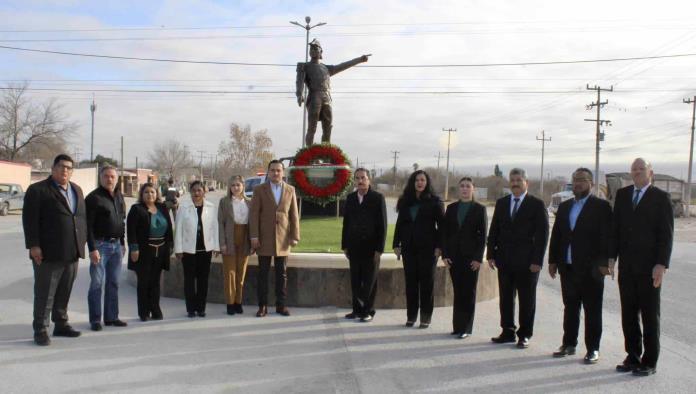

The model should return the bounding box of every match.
[536,130,551,197]
[584,84,613,194]
[90,95,97,161]
[391,150,400,191]
[434,151,441,172]
[291,16,326,148]
[442,128,457,201]
[684,96,696,217]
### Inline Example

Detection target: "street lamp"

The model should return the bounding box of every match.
[90,95,97,161]
[290,16,326,147]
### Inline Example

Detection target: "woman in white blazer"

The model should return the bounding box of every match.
[174,180,219,317]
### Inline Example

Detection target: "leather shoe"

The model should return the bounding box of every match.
[34,331,50,346]
[151,313,163,321]
[491,332,516,344]
[584,350,600,364]
[405,321,415,327]
[553,345,576,357]
[419,322,430,329]
[457,333,470,339]
[276,306,290,316]
[104,319,128,327]
[516,337,530,349]
[235,304,244,314]
[256,306,268,317]
[90,322,103,331]
[53,325,81,338]
[197,311,206,318]
[616,357,640,372]
[187,312,196,318]
[345,312,358,319]
[227,304,236,315]
[360,315,373,323]
[139,316,149,322]
[632,365,656,376]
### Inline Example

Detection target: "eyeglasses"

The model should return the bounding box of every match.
[56,164,74,171]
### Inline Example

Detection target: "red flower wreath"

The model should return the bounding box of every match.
[289,144,353,206]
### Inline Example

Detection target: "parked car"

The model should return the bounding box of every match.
[0,183,25,216]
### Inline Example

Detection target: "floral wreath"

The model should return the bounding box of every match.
[288,143,352,206]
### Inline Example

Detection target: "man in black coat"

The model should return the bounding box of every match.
[342,168,387,322]
[487,168,549,348]
[548,168,612,364]
[22,154,87,346]
[611,158,673,376]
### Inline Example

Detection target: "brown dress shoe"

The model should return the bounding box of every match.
[256,306,267,317]
[276,306,290,316]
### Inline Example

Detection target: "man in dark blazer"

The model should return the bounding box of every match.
[487,167,549,348]
[341,168,387,322]
[548,168,612,364]
[23,154,88,346]
[611,158,673,376]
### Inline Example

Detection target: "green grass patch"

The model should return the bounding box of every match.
[293,216,395,253]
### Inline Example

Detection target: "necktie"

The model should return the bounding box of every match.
[511,198,520,220]
[632,189,641,209]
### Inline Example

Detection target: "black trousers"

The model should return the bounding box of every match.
[135,245,166,318]
[402,249,437,323]
[449,259,479,334]
[348,249,380,317]
[619,270,661,367]
[32,260,78,333]
[559,265,604,351]
[497,268,539,338]
[182,251,212,313]
[257,256,287,307]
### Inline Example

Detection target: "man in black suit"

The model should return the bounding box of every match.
[487,168,549,348]
[342,168,387,322]
[548,168,612,364]
[611,158,673,376]
[23,154,88,346]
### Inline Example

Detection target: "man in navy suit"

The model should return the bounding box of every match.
[487,168,549,349]
[611,158,673,376]
[548,168,612,364]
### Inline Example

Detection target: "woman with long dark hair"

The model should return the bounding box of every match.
[127,183,174,321]
[393,170,444,328]
[174,180,219,318]
[442,177,488,339]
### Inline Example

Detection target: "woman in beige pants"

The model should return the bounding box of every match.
[217,175,252,315]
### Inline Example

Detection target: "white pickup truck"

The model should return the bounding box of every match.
[0,183,24,216]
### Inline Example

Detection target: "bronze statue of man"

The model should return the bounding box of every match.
[296,39,370,146]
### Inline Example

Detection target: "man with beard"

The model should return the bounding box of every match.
[548,168,612,364]
[487,168,549,349]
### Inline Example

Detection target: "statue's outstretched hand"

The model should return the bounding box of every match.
[361,54,372,62]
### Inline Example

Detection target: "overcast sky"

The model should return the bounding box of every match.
[2,0,696,180]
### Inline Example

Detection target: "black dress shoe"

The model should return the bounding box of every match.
[419,322,430,329]
[256,306,268,317]
[584,350,600,364]
[227,304,236,315]
[53,325,81,338]
[360,315,373,323]
[405,321,416,327]
[516,337,530,349]
[457,333,471,339]
[632,365,656,376]
[345,312,358,319]
[491,332,516,344]
[187,312,196,318]
[105,319,128,327]
[139,316,149,322]
[235,304,244,314]
[197,311,206,318]
[616,357,640,372]
[151,313,163,321]
[451,331,461,336]
[553,345,576,357]
[90,322,103,331]
[276,306,290,316]
[34,331,50,346]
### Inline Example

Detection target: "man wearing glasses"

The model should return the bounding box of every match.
[23,154,88,346]
[548,168,612,364]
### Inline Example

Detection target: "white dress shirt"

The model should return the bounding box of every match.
[232,197,249,225]
[271,182,283,205]
[510,191,527,216]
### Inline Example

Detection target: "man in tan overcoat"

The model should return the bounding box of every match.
[249,160,300,317]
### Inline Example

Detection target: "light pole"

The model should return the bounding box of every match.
[684,96,696,217]
[536,130,551,197]
[291,16,326,148]
[90,95,97,161]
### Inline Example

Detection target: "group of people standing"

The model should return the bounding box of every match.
[22,154,673,378]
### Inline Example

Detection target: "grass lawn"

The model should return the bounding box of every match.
[293,216,396,253]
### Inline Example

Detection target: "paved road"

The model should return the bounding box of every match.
[1,212,695,393]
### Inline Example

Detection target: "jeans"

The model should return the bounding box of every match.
[88,240,123,323]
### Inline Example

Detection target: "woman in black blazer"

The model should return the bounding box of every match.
[127,183,174,321]
[393,170,444,328]
[442,177,488,339]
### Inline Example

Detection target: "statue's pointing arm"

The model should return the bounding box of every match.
[327,54,371,76]
[295,62,305,106]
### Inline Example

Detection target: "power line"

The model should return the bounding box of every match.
[3,44,696,68]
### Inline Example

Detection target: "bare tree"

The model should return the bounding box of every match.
[217,123,274,179]
[0,82,76,161]
[147,139,194,180]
